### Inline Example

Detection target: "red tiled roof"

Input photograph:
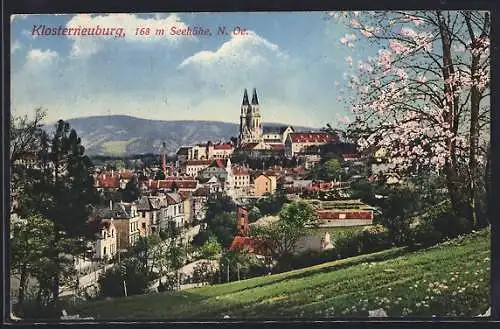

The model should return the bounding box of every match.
[268,144,284,150]
[239,142,260,150]
[119,170,135,180]
[96,173,121,188]
[186,160,212,166]
[178,191,192,201]
[233,168,249,176]
[317,210,373,220]
[146,180,198,189]
[289,132,336,144]
[229,236,270,255]
[342,153,360,159]
[213,143,233,150]
[211,159,227,168]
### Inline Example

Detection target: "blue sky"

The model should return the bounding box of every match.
[10,12,372,128]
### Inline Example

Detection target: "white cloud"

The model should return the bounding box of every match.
[66,13,194,57]
[180,30,286,68]
[11,40,21,54]
[26,48,58,64]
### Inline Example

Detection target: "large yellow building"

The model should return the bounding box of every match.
[253,174,277,196]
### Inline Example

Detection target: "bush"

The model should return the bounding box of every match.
[335,230,363,259]
[408,221,443,250]
[422,202,473,240]
[359,225,391,253]
[98,260,149,298]
[158,273,177,292]
[192,261,219,284]
[198,236,222,260]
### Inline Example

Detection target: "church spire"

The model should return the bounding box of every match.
[251,88,259,105]
[242,89,250,105]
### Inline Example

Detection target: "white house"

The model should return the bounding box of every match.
[93,220,118,260]
[165,192,185,229]
[185,159,212,177]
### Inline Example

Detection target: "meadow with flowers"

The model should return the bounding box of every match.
[71,228,489,319]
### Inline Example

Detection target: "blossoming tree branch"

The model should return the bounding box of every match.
[329,11,490,227]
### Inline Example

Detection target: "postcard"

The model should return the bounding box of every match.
[8,10,491,321]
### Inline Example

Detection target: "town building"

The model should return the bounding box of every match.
[182,142,234,161]
[90,201,141,251]
[232,165,251,191]
[179,191,193,227]
[136,196,163,235]
[143,177,198,192]
[253,174,277,196]
[262,126,295,144]
[191,187,210,223]
[308,199,375,227]
[197,159,229,182]
[165,192,185,229]
[184,159,212,177]
[92,220,118,260]
[284,132,337,159]
[238,88,263,145]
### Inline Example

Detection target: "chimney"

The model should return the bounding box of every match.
[109,199,113,210]
[111,170,114,177]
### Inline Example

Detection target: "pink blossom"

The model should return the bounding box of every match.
[338,115,352,125]
[340,37,348,44]
[422,41,432,52]
[395,68,408,80]
[358,62,374,73]
[400,27,418,39]
[345,56,353,66]
[377,49,392,70]
[389,40,409,55]
[351,18,362,28]
[417,75,427,83]
[361,29,374,37]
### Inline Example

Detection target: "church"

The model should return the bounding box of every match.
[237,88,294,153]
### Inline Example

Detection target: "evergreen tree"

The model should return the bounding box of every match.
[16,119,99,312]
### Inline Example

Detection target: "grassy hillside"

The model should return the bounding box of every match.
[71,229,490,319]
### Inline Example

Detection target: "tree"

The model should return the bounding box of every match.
[331,11,490,227]
[155,170,166,180]
[15,119,100,312]
[207,212,237,248]
[248,206,262,223]
[374,186,421,246]
[98,258,149,298]
[10,215,52,307]
[251,201,317,270]
[198,235,222,260]
[122,176,140,202]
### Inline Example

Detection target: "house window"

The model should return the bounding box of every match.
[142,222,146,229]
[142,212,145,218]
[103,246,107,255]
[112,230,114,238]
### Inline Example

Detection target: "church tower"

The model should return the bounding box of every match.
[238,88,263,145]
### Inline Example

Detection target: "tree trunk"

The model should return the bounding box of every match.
[464,11,482,228]
[437,11,468,219]
[17,264,28,305]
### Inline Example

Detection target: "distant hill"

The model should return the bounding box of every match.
[48,115,316,156]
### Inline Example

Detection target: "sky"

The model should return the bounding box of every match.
[10,12,374,128]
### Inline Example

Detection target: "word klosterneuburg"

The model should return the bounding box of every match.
[31,25,249,38]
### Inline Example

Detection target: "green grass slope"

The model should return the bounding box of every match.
[72,229,490,319]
